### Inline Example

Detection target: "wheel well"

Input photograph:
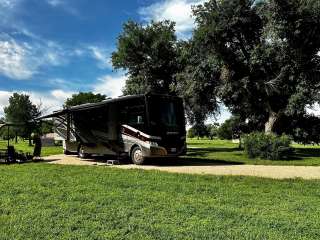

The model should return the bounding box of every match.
[130,144,140,157]
[77,144,81,153]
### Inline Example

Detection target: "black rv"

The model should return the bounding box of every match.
[39,93,186,164]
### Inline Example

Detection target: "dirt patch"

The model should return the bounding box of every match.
[43,154,109,166]
[43,154,320,180]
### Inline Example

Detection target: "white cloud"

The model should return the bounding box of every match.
[73,48,85,56]
[31,89,75,114]
[0,0,17,8]
[0,34,67,80]
[88,46,113,69]
[139,0,205,37]
[0,90,12,107]
[0,0,20,26]
[48,78,67,85]
[50,89,74,100]
[46,0,64,7]
[0,89,75,117]
[0,39,35,79]
[93,73,126,98]
[46,0,79,16]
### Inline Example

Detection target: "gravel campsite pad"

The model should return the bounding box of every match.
[43,154,320,180]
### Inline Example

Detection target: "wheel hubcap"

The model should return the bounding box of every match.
[134,149,142,162]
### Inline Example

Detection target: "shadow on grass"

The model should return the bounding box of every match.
[42,149,245,167]
[144,157,244,167]
[79,151,244,167]
[187,147,240,158]
[287,148,320,160]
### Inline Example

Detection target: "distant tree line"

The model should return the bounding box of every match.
[189,114,320,145]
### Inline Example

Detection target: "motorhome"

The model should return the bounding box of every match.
[39,94,186,164]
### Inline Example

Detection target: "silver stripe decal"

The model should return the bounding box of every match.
[122,125,162,140]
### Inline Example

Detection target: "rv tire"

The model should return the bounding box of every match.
[78,146,90,159]
[131,146,145,165]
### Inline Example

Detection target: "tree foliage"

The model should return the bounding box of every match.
[187,123,209,139]
[191,0,320,133]
[207,123,220,139]
[41,120,54,135]
[217,115,246,140]
[64,92,106,107]
[4,93,40,123]
[187,123,219,139]
[4,93,40,142]
[175,40,220,125]
[112,20,179,95]
[275,114,320,145]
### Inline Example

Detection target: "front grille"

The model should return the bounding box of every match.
[160,136,184,152]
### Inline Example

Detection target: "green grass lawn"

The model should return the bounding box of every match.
[0,164,319,239]
[186,139,320,166]
[0,140,62,157]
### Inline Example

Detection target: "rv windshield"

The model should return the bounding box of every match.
[148,97,184,134]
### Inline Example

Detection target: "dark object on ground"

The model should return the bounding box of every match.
[0,146,32,164]
[33,135,42,158]
[7,146,16,163]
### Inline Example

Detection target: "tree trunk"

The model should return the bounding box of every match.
[28,135,32,146]
[15,132,18,144]
[265,111,279,134]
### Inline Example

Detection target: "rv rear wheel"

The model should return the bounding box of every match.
[131,146,145,165]
[78,146,89,159]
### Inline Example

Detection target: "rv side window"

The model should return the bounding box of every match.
[128,113,144,125]
[127,105,145,130]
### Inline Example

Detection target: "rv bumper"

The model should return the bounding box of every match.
[143,144,186,158]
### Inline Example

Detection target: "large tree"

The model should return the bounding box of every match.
[4,93,40,144]
[64,92,106,107]
[112,20,179,95]
[175,37,220,126]
[191,0,320,133]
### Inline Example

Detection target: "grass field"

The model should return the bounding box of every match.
[187,139,320,166]
[0,140,62,157]
[0,163,320,239]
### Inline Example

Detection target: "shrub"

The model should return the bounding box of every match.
[243,132,292,160]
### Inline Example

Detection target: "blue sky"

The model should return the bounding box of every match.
[0,0,231,122]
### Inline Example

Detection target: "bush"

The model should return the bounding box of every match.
[243,132,292,160]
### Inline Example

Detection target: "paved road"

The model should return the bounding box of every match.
[43,154,320,180]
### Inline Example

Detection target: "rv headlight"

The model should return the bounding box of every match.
[148,141,158,147]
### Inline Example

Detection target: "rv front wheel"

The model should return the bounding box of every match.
[131,146,145,165]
